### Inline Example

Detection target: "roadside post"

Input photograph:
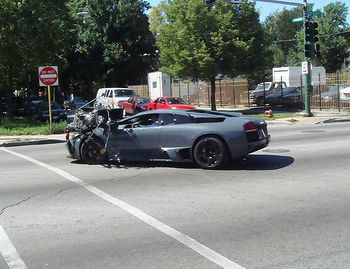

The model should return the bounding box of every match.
[38,66,59,133]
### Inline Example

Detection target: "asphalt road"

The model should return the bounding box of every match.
[1,122,350,269]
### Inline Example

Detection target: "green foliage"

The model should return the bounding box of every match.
[263,6,304,67]
[150,0,268,109]
[68,0,156,89]
[315,2,350,72]
[0,0,75,95]
[263,2,350,72]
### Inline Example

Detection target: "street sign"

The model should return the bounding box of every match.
[302,61,308,74]
[292,17,304,23]
[38,66,59,87]
[228,0,242,4]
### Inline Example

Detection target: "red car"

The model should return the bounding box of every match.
[122,96,152,115]
[147,96,195,110]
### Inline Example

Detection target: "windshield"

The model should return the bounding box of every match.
[166,97,187,104]
[137,97,151,104]
[255,83,272,90]
[114,89,136,97]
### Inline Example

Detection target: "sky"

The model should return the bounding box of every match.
[147,0,350,23]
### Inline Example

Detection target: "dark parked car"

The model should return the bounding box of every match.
[33,101,67,122]
[64,96,88,110]
[122,96,152,115]
[66,109,270,169]
[265,87,303,107]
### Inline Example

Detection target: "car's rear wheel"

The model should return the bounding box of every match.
[80,138,108,165]
[193,137,229,169]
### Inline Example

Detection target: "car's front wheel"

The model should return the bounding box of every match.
[193,137,229,169]
[80,138,108,165]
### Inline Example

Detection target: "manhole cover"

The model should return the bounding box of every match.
[301,130,326,133]
[263,149,290,153]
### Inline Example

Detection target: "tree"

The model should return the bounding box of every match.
[315,2,350,72]
[263,6,304,67]
[68,0,156,94]
[0,0,75,115]
[150,0,268,110]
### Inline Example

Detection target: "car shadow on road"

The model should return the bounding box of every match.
[74,154,294,171]
[227,154,294,170]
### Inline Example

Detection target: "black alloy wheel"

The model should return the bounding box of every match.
[80,138,108,165]
[193,137,229,169]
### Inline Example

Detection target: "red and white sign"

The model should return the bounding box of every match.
[38,66,59,86]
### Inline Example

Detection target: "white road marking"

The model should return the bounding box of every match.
[0,225,28,269]
[1,147,246,269]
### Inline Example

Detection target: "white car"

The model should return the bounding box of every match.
[95,87,136,109]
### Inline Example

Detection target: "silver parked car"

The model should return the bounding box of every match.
[66,109,270,169]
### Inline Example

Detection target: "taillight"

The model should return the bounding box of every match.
[244,122,258,133]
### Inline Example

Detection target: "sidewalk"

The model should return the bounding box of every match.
[1,109,349,147]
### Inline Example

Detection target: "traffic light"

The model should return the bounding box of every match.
[304,43,314,58]
[305,21,315,43]
[304,20,320,59]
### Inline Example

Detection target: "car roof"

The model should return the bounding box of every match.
[119,109,241,121]
[102,87,131,90]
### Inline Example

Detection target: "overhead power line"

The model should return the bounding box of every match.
[273,30,350,43]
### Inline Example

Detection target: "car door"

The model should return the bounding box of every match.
[124,98,133,114]
[107,114,162,161]
[155,97,168,109]
[159,113,195,150]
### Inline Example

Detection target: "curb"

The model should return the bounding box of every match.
[0,139,65,147]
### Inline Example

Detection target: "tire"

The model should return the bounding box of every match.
[193,137,229,169]
[80,138,108,165]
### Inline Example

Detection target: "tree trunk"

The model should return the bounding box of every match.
[210,78,216,111]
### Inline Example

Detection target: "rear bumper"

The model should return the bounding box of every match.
[247,135,270,153]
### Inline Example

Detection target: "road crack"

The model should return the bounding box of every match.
[0,194,36,217]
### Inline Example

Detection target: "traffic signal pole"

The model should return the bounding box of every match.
[303,0,312,116]
[220,0,314,116]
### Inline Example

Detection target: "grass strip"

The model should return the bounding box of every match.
[0,116,67,135]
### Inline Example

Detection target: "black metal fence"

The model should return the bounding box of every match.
[130,72,350,110]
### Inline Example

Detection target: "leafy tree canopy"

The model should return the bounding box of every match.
[150,0,268,109]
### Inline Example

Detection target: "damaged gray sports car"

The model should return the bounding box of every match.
[66,109,270,169]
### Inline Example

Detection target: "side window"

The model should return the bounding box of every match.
[152,82,157,88]
[159,98,165,103]
[174,114,192,124]
[105,90,109,98]
[137,114,159,128]
[109,90,113,98]
[160,114,175,126]
[122,114,160,129]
